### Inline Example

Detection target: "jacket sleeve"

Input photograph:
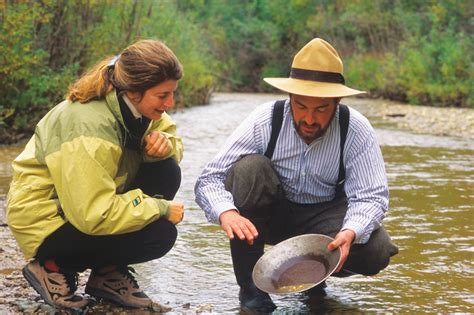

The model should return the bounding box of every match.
[143,112,183,163]
[45,135,170,235]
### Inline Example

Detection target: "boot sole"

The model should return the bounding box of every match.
[85,286,147,309]
[22,265,56,307]
[22,265,87,310]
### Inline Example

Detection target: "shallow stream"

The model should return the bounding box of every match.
[0,93,472,313]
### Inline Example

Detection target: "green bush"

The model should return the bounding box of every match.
[346,55,385,95]
[396,31,472,107]
[1,0,473,143]
[0,1,216,143]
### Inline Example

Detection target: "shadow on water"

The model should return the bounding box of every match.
[0,93,473,313]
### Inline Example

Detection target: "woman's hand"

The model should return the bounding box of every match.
[144,131,171,158]
[167,201,184,224]
[219,210,259,245]
[327,229,356,272]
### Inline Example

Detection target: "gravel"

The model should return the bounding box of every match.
[348,97,474,139]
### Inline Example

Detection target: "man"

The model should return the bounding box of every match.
[194,38,398,313]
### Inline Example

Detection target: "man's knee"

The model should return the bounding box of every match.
[355,249,392,276]
[224,154,280,211]
[225,155,273,184]
[344,227,398,276]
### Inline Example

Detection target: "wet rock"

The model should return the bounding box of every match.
[182,302,191,309]
[151,301,172,312]
[15,299,41,313]
[195,303,214,313]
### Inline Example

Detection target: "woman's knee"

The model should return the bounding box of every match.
[157,158,181,198]
[133,158,182,199]
[144,219,178,258]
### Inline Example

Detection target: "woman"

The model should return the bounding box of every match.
[6,39,185,309]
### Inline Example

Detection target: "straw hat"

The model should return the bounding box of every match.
[264,38,366,98]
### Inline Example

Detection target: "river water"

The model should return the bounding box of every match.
[0,93,473,313]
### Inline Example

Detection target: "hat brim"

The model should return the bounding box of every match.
[264,78,366,98]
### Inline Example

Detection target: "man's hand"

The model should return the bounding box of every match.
[167,201,184,225]
[219,210,259,245]
[327,229,356,272]
[144,131,171,158]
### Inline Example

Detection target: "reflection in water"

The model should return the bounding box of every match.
[302,291,362,314]
[0,93,473,313]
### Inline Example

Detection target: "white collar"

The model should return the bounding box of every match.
[122,94,142,120]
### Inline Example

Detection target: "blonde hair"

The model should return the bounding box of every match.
[67,39,183,103]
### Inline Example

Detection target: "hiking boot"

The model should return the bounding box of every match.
[85,266,152,309]
[239,283,276,313]
[22,261,88,309]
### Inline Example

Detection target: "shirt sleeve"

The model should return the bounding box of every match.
[342,113,389,244]
[194,103,272,224]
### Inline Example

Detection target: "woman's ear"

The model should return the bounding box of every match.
[125,91,142,104]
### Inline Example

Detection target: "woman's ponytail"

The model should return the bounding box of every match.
[66,57,116,103]
[66,39,183,103]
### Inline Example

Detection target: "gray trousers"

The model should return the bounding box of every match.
[225,155,398,286]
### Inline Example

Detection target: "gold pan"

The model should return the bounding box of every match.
[252,234,342,294]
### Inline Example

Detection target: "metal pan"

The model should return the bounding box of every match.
[252,234,342,294]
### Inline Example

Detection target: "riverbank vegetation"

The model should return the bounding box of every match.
[0,0,472,143]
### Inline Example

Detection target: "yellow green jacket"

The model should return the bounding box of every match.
[6,90,183,259]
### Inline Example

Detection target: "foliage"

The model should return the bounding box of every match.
[0,0,472,143]
[179,0,472,107]
[0,0,216,143]
[345,0,472,107]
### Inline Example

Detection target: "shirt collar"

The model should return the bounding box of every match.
[122,94,142,120]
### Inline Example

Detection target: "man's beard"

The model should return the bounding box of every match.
[295,120,330,143]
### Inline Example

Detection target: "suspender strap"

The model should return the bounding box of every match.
[264,100,286,159]
[264,100,350,197]
[335,104,350,197]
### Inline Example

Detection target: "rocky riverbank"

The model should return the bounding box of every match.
[348,97,474,140]
[0,96,473,314]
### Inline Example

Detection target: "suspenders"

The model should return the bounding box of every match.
[264,100,286,159]
[264,100,350,196]
[335,104,349,197]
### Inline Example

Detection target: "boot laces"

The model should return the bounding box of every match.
[62,270,79,294]
[117,266,139,289]
[42,262,78,295]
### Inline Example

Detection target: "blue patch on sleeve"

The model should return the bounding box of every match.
[132,196,142,207]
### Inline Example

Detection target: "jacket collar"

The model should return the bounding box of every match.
[105,89,128,131]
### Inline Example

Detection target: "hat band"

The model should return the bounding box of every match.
[290,68,345,84]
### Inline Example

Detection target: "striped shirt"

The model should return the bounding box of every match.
[194,100,388,244]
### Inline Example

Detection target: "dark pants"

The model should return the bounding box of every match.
[36,158,181,272]
[225,155,398,287]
